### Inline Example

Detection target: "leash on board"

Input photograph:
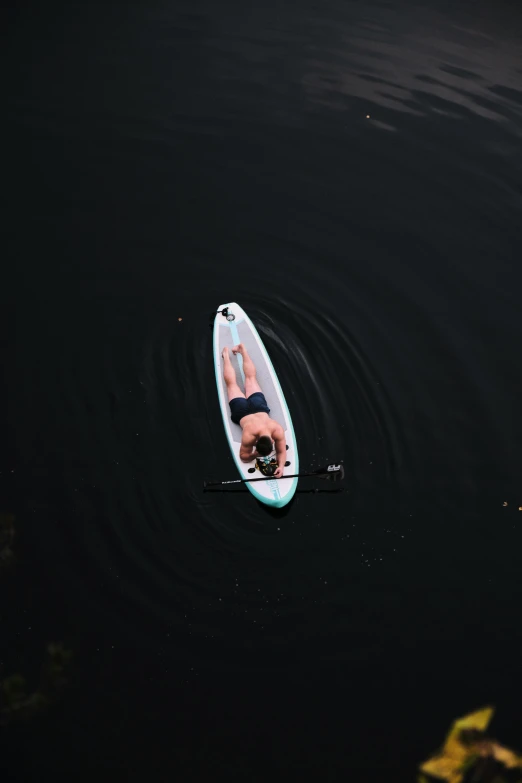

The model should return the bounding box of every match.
[209,306,236,328]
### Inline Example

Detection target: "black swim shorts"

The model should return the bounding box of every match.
[229,392,270,425]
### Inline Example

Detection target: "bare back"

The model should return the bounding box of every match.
[238,411,285,461]
[239,411,280,440]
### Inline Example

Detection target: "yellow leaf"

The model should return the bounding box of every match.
[451,706,495,734]
[490,740,522,769]
[420,754,464,783]
[419,708,495,782]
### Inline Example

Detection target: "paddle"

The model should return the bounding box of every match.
[203,463,344,487]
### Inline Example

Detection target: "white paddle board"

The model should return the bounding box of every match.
[213,302,298,508]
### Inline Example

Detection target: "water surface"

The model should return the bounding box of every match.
[3,0,522,777]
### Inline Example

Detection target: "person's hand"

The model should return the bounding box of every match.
[273,465,284,479]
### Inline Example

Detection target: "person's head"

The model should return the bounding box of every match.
[256,435,273,456]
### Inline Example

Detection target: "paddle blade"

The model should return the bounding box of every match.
[317,464,345,481]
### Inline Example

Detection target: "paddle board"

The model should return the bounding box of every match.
[213,302,298,508]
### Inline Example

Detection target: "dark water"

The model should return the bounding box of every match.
[3,1,522,778]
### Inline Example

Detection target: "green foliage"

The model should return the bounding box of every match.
[42,643,73,693]
[0,643,73,726]
[1,674,27,705]
[1,512,73,726]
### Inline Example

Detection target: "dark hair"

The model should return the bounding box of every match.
[256,436,273,456]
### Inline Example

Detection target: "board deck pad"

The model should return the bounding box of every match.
[213,302,298,508]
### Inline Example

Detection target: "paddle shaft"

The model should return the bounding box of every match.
[204,465,342,487]
[213,472,307,486]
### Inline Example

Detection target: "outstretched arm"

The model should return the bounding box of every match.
[239,432,257,462]
[273,426,286,478]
